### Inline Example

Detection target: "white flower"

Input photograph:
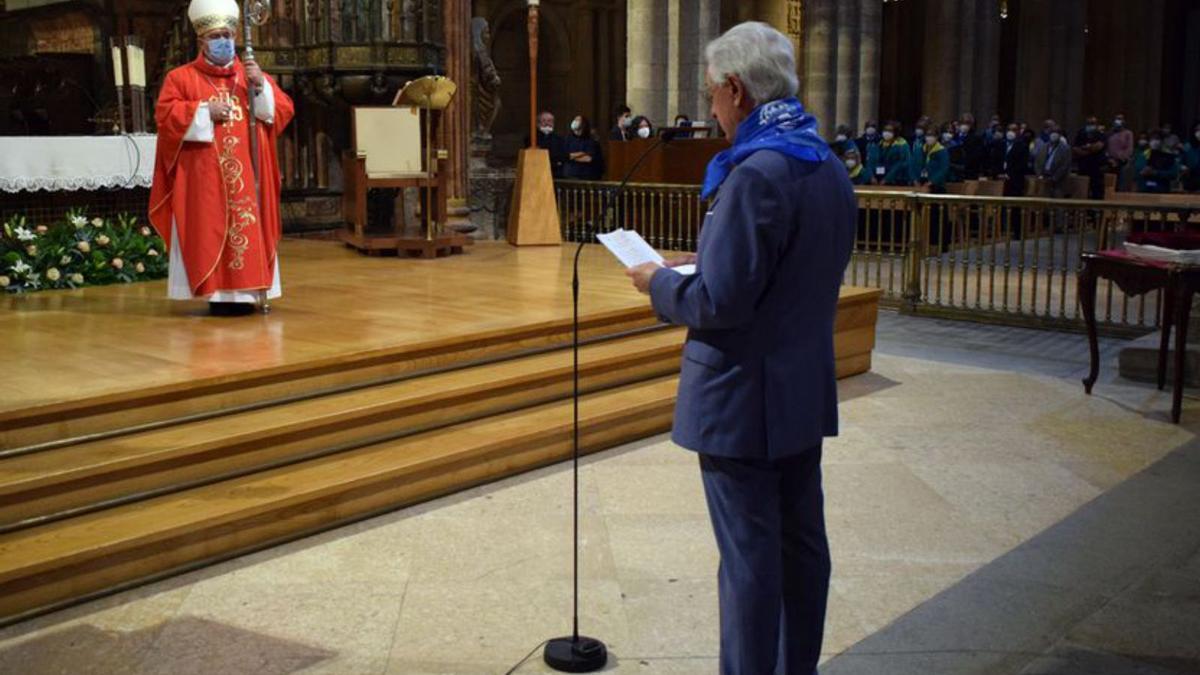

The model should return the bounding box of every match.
[0,276,9,288]
[91,217,103,227]
[95,235,111,247]
[76,241,91,253]
[46,268,61,282]
[14,226,35,242]
[111,258,124,270]
[25,245,37,256]
[10,260,31,276]
[60,255,72,265]
[70,273,84,284]
[140,227,152,237]
[147,249,159,257]
[134,262,145,274]
[70,215,87,228]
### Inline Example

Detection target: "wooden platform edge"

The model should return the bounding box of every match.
[0,306,664,445]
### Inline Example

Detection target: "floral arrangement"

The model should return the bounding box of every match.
[1,210,167,293]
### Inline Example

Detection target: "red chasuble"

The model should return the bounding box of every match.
[149,55,295,298]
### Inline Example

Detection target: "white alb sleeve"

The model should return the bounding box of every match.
[253,82,275,124]
[183,102,215,143]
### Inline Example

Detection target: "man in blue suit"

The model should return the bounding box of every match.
[627,21,855,675]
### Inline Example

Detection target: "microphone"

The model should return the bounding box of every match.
[543,134,675,673]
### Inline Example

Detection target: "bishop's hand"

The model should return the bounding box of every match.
[244,61,265,91]
[209,100,233,123]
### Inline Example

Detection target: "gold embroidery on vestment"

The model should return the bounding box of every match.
[218,133,255,271]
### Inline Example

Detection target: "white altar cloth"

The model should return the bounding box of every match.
[0,134,157,193]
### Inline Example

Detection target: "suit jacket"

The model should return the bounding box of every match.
[1035,140,1071,197]
[649,151,856,459]
[1001,141,1031,196]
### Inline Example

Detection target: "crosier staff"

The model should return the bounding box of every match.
[242,0,272,311]
[242,0,271,194]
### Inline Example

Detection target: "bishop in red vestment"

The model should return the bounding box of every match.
[149,0,294,315]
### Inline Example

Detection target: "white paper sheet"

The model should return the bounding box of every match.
[597,229,695,275]
[1124,243,1200,266]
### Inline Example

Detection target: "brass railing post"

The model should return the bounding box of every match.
[902,193,924,311]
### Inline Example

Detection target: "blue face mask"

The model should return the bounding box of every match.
[206,37,236,65]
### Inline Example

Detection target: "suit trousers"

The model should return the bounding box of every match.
[699,447,831,675]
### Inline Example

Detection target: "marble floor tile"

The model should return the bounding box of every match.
[603,513,717,580]
[588,464,709,517]
[386,579,627,673]
[615,577,717,660]
[404,510,617,584]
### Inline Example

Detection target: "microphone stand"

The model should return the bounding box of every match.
[544,133,673,673]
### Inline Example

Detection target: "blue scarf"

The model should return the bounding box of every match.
[701,97,830,199]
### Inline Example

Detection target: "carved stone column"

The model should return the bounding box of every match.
[857,0,881,129]
[798,0,879,134]
[629,0,720,126]
[801,0,836,134]
[627,0,668,123]
[443,0,472,232]
[834,0,860,128]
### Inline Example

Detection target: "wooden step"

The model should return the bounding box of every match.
[0,306,662,451]
[0,376,679,624]
[0,328,685,530]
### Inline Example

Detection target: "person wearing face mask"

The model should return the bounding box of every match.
[830,124,854,156]
[610,104,633,141]
[908,119,929,185]
[910,116,932,147]
[563,115,604,180]
[915,131,949,193]
[855,120,880,164]
[1106,114,1134,190]
[953,115,986,179]
[526,111,566,178]
[629,115,655,141]
[1182,122,1200,192]
[985,125,1008,178]
[149,0,295,316]
[876,122,911,186]
[842,147,868,185]
[1032,118,1057,162]
[1135,132,1180,193]
[1034,127,1071,197]
[1072,116,1107,199]
[991,124,1030,196]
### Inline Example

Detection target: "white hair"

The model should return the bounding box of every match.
[705,22,799,105]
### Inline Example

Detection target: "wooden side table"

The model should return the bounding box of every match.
[1079,250,1200,423]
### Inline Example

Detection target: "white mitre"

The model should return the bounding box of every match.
[188,0,239,35]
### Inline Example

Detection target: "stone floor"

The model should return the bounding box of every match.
[1,311,1198,675]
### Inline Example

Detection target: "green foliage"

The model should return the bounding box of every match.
[0,210,167,293]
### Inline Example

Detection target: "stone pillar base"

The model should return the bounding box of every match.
[446,197,476,236]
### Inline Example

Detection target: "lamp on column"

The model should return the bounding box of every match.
[505,0,562,246]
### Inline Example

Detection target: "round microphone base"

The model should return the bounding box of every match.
[543,635,608,673]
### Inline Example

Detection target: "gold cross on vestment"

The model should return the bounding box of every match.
[208,87,245,128]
